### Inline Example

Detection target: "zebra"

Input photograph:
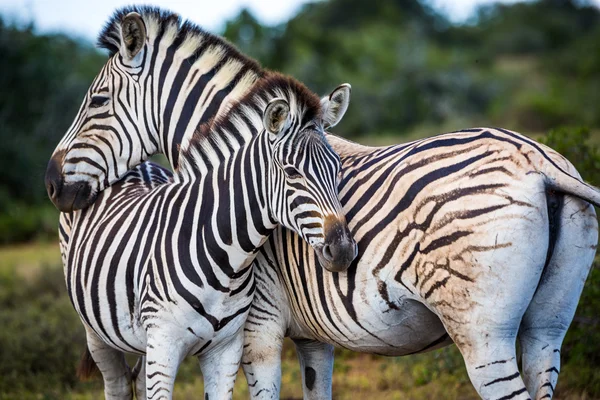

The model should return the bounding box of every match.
[46,72,356,400]
[239,128,599,400]
[43,6,599,399]
[65,128,600,400]
[45,6,265,213]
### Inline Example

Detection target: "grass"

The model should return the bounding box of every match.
[1,243,598,399]
[0,240,61,279]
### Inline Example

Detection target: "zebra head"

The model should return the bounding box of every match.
[45,11,158,212]
[263,82,357,272]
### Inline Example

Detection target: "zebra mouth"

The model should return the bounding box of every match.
[50,181,97,212]
[45,148,100,212]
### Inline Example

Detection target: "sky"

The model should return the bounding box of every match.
[0,0,599,42]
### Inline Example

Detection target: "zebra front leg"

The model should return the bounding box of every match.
[144,328,187,400]
[199,329,245,400]
[242,327,284,399]
[242,250,291,399]
[85,329,133,400]
[293,339,334,400]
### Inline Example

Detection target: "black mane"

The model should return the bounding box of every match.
[180,72,323,172]
[96,5,261,74]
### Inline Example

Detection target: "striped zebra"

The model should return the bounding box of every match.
[46,71,356,400]
[90,127,599,400]
[42,6,599,400]
[45,7,264,212]
[240,129,599,400]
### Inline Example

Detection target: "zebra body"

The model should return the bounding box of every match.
[241,128,599,400]
[73,127,598,399]
[53,69,356,399]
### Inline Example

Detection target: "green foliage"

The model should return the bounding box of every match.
[539,126,600,185]
[0,19,105,243]
[0,203,58,244]
[0,264,89,398]
[222,0,600,136]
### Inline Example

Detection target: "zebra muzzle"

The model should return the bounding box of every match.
[45,155,96,212]
[316,217,358,273]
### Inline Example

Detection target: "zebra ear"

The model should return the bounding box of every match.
[120,12,146,62]
[263,98,291,135]
[320,84,351,129]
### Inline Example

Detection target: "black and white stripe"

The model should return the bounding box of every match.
[46,6,263,212]
[241,127,599,400]
[57,74,354,400]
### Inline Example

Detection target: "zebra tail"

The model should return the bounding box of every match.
[543,164,600,208]
[76,347,99,381]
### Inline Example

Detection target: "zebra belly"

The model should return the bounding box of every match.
[68,275,148,354]
[274,241,450,355]
[318,298,451,356]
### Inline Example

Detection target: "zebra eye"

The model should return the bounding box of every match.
[284,166,302,179]
[90,95,109,108]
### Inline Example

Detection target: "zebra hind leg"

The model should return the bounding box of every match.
[459,331,531,400]
[85,329,133,400]
[293,339,334,400]
[519,196,598,400]
[132,356,146,400]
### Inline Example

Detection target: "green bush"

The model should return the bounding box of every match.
[0,204,58,245]
[539,126,600,185]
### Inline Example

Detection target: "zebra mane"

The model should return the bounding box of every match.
[178,72,322,176]
[97,5,261,73]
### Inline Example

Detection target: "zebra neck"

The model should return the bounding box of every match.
[149,37,262,171]
[181,134,276,274]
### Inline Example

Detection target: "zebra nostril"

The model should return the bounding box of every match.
[322,244,333,261]
[47,181,57,199]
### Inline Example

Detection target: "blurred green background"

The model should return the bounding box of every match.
[0,0,599,398]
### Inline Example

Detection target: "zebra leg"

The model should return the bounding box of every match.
[432,180,552,400]
[199,330,245,400]
[519,197,597,400]
[132,356,146,400]
[293,339,334,400]
[242,330,283,399]
[458,332,530,400]
[85,330,133,400]
[242,249,291,399]
[144,329,187,400]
